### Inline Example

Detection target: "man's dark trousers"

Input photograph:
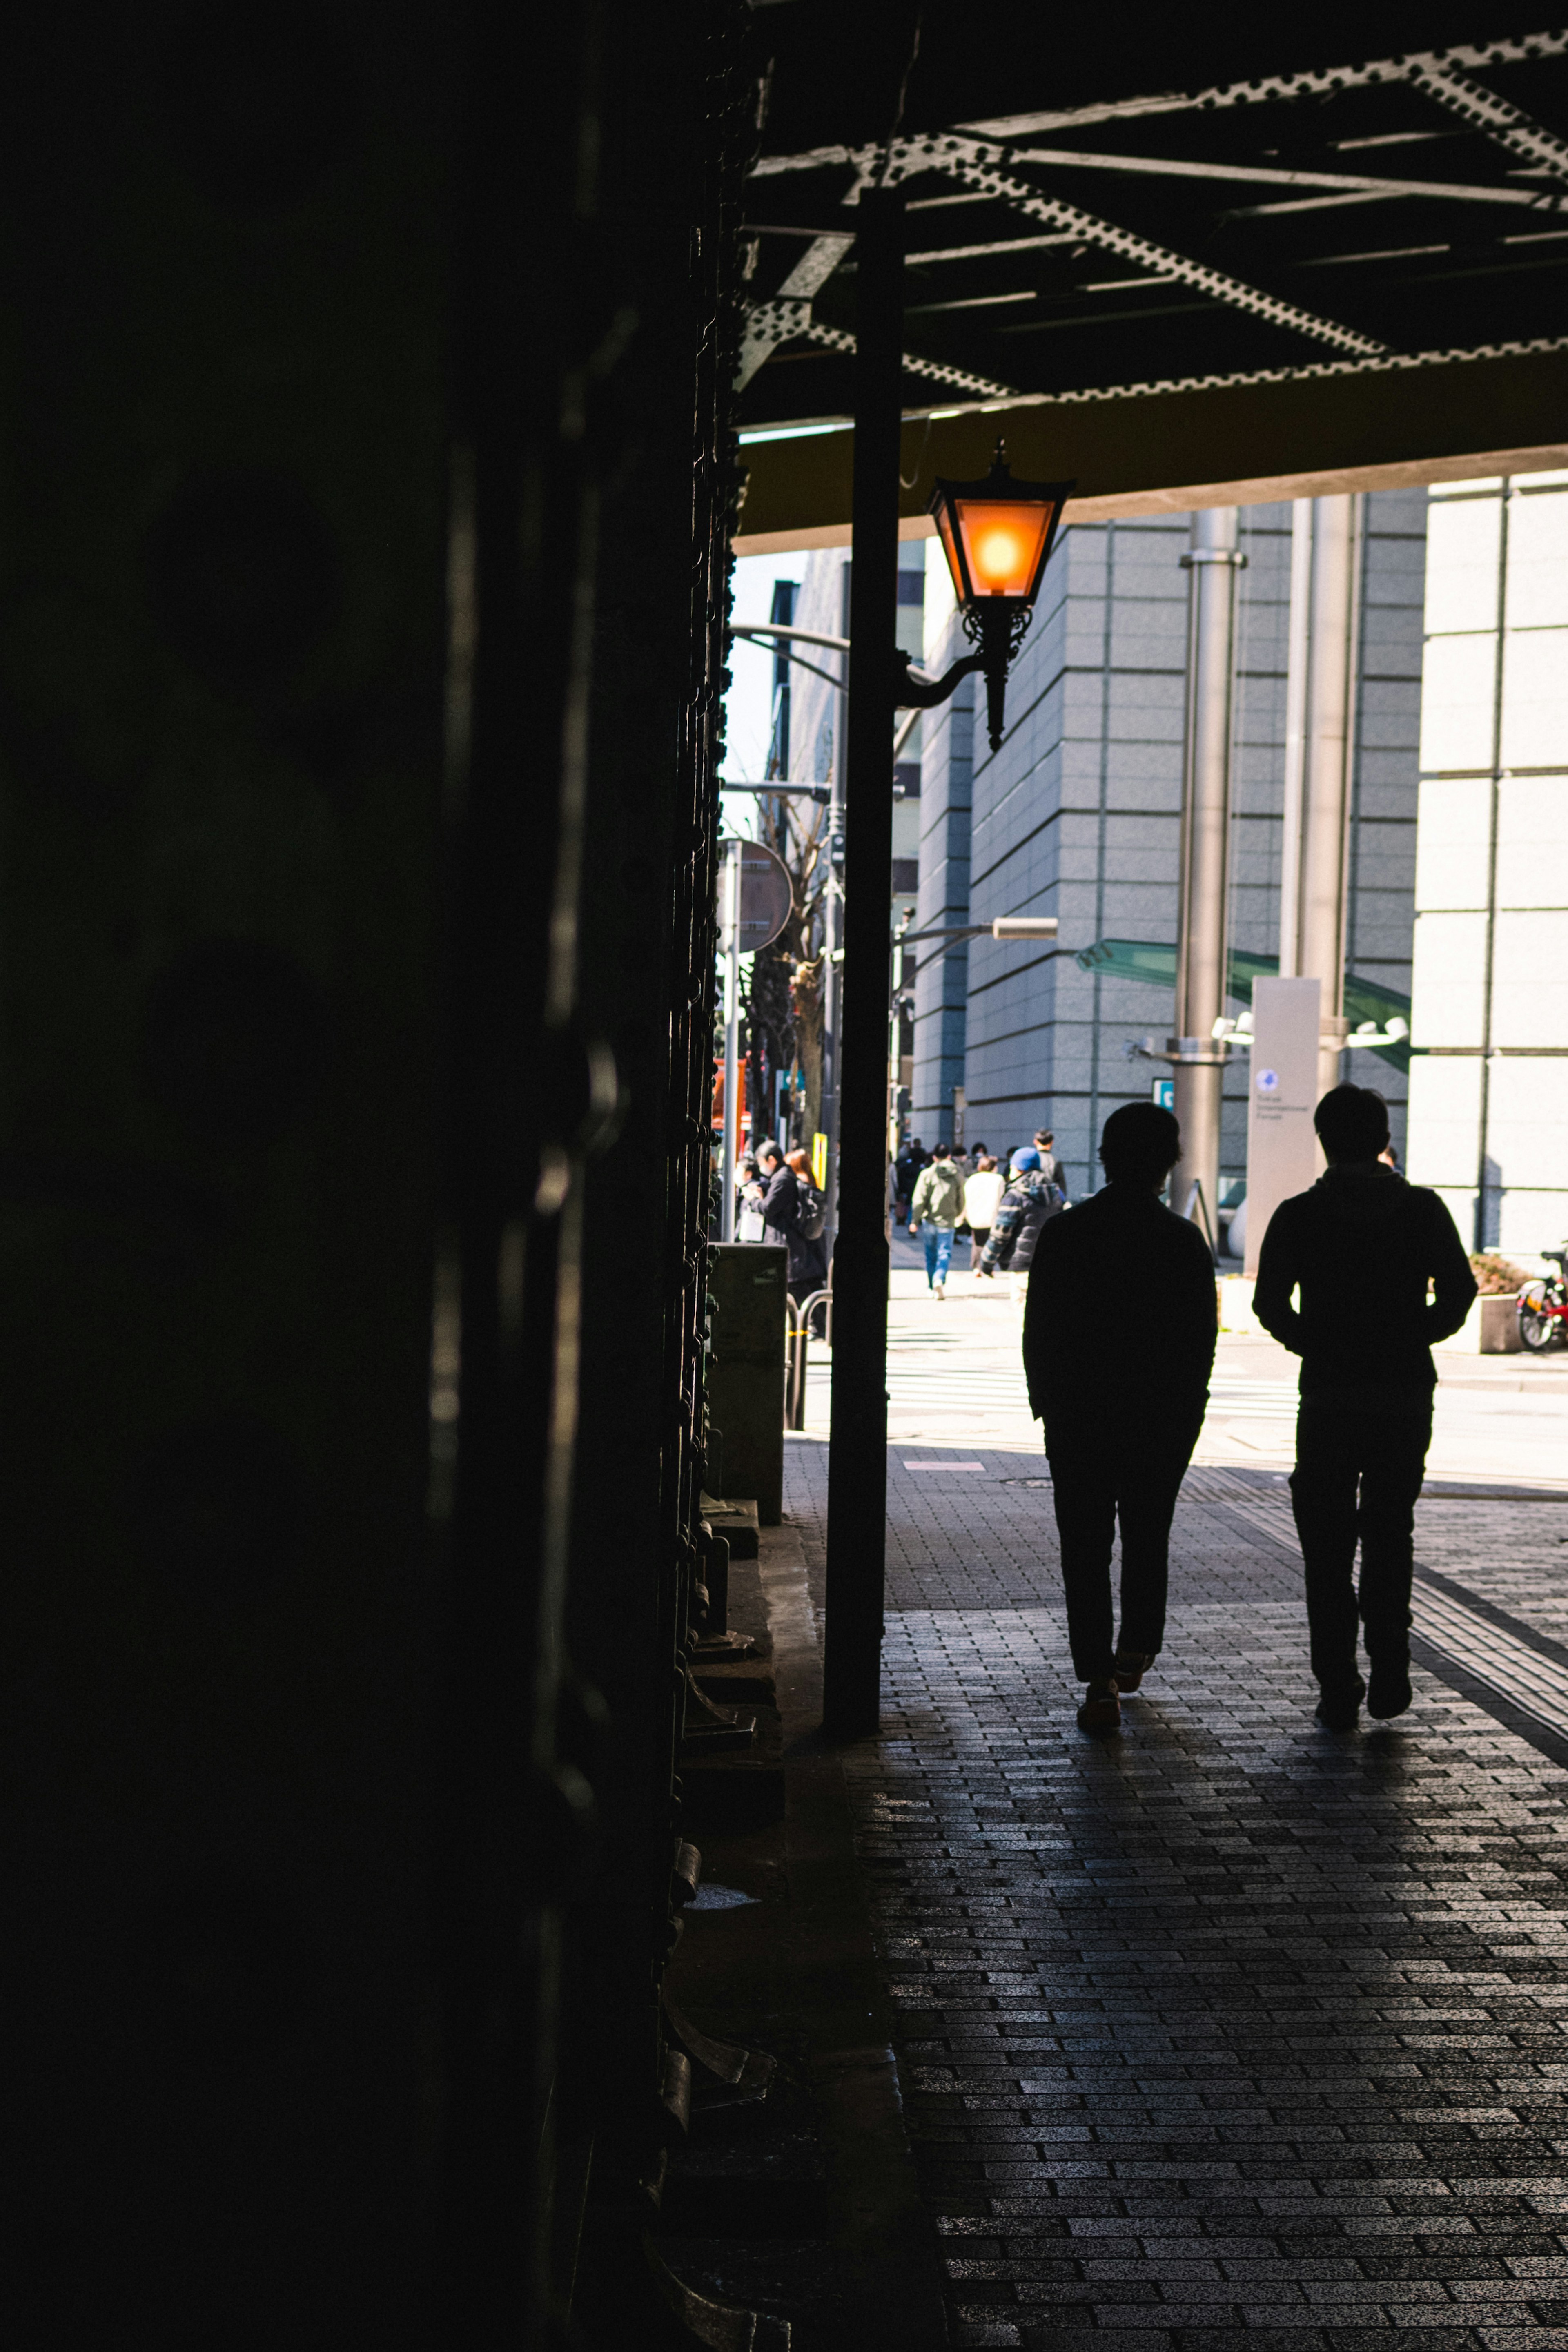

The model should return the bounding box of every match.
[1047,1426,1200,1683]
[1290,1399,1432,1699]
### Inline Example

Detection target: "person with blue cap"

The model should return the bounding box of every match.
[978,1145,1064,1312]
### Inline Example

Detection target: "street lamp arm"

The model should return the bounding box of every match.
[895,916,1059,945]
[893,647,985,709]
[729,622,851,654]
[728,634,847,691]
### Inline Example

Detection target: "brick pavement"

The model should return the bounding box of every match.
[783,1439,1568,2349]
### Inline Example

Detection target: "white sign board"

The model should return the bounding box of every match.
[1244,976,1323,1276]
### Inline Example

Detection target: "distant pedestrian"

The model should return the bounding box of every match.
[1254,1083,1476,1731]
[1033,1129,1069,1201]
[909,1143,964,1298]
[735,1152,766,1242]
[1024,1104,1217,1734]
[978,1147,1064,1310]
[784,1147,829,1297]
[894,1136,929,1225]
[962,1154,1004,1270]
[757,1142,800,1262]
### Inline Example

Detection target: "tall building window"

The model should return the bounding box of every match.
[1408,471,1568,1255]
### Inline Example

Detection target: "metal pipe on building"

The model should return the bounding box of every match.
[1294,493,1361,1097]
[1169,507,1245,1248]
[823,184,903,1741]
[819,568,849,1247]
[1277,499,1314,980]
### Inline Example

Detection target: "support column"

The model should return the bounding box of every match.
[819,566,849,1245]
[719,841,741,1240]
[1169,508,1244,1248]
[1287,495,1361,1097]
[823,185,902,1740]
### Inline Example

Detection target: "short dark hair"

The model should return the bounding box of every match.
[1314,1083,1390,1159]
[1099,1102,1180,1185]
[759,1143,782,1165]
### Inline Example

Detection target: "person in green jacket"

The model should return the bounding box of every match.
[909,1144,964,1298]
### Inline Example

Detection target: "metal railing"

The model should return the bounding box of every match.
[785,1285,832,1431]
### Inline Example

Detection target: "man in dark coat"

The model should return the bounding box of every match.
[893,1137,928,1224]
[1254,1083,1476,1730]
[1024,1103,1217,1734]
[977,1148,1062,1295]
[757,1144,801,1264]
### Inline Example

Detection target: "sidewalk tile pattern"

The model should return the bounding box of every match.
[784,1444,1568,2349]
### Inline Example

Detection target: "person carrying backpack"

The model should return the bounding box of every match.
[784,1148,829,1296]
[978,1146,1065,1312]
[909,1143,964,1298]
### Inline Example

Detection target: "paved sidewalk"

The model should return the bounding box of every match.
[798,1265,1568,1487]
[782,1445,1568,2349]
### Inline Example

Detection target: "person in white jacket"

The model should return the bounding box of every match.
[962,1155,1003,1269]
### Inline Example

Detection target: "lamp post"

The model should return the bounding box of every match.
[822,366,1071,1736]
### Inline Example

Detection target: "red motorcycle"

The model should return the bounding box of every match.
[1518,1248,1568,1353]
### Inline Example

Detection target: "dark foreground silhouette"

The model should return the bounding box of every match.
[1024,1102,1217,1731]
[1255,1081,1477,1728]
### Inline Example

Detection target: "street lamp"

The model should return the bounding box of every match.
[929,441,1074,753]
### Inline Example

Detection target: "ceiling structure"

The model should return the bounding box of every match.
[733,12,1568,546]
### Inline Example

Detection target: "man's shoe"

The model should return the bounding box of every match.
[1076,1678,1121,1734]
[1112,1649,1155,1694]
[1367,1661,1412,1720]
[1314,1685,1363,1732]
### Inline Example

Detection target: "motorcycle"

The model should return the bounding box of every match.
[1517,1247,1568,1353]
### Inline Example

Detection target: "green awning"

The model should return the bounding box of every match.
[1075,939,1411,1072]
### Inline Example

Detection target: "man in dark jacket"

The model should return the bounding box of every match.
[1024,1104,1216,1734]
[1254,1083,1475,1730]
[893,1137,928,1225]
[757,1144,800,1262]
[977,1148,1063,1299]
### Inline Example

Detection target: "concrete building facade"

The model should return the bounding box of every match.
[1406,472,1568,1259]
[913,493,1428,1204]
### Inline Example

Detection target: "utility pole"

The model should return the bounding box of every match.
[823,183,902,1741]
[1169,507,1245,1251]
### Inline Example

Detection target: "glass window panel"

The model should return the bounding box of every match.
[1405,1053,1483,1186]
[1496,776,1568,910]
[1500,627,1568,770]
[1419,631,1496,773]
[1487,1056,1568,1198]
[1491,909,1568,1050]
[1504,488,1568,630]
[1414,775,1492,911]
[1410,909,1488,1047]
[1424,492,1501,635]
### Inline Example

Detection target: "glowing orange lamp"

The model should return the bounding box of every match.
[929,442,1073,750]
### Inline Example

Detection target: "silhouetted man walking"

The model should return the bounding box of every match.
[1024,1104,1217,1734]
[1254,1083,1476,1730]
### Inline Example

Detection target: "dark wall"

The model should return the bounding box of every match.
[0,3,755,2342]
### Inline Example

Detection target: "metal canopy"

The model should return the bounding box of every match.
[735,15,1568,538]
